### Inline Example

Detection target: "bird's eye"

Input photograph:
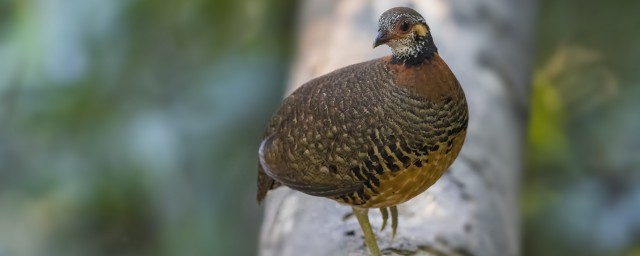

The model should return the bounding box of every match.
[399,21,410,32]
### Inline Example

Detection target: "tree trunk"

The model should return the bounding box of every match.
[259,0,535,255]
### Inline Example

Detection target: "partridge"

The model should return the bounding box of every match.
[257,7,468,256]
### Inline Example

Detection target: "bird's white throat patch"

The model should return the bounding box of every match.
[389,37,425,61]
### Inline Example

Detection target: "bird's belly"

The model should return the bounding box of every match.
[334,130,466,208]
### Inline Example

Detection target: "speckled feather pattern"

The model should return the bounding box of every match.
[258,54,468,208]
[378,8,426,32]
[377,7,436,65]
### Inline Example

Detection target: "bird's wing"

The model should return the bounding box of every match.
[259,134,363,198]
[256,58,389,199]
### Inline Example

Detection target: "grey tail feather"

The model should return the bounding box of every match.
[257,165,281,204]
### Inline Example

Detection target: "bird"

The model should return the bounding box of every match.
[257,7,468,256]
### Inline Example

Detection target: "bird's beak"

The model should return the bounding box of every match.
[373,30,390,48]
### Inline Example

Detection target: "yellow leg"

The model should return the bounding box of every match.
[352,207,381,256]
[390,206,398,240]
[379,207,389,231]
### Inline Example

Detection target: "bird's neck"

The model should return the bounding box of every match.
[391,34,437,66]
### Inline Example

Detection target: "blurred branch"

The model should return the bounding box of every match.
[260,0,535,255]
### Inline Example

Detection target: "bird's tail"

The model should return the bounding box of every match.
[257,164,280,203]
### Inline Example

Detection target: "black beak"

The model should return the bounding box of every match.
[373,30,390,48]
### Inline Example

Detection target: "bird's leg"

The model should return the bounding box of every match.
[352,207,381,256]
[379,207,389,231]
[390,206,398,240]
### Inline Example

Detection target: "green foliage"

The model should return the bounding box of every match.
[0,0,296,255]
[527,72,570,170]
[524,1,640,255]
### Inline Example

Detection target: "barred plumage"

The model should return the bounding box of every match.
[256,7,468,256]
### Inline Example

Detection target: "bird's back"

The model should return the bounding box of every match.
[258,54,468,208]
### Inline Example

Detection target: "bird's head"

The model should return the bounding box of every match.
[373,7,437,65]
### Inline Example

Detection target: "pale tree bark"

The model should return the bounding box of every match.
[260,0,535,255]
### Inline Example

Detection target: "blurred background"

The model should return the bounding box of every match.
[0,0,638,256]
[524,0,640,255]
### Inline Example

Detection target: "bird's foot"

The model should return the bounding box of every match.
[352,207,382,256]
[390,206,398,240]
[378,206,398,239]
[379,207,389,231]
